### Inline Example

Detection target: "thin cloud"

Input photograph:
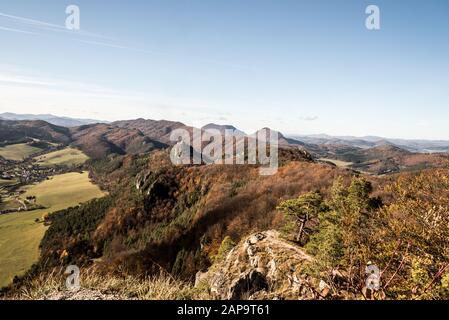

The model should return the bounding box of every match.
[0,66,226,120]
[0,11,113,40]
[0,74,56,87]
[78,39,136,51]
[0,11,148,56]
[0,25,38,35]
[0,69,135,100]
[0,12,66,29]
[0,12,254,72]
[77,39,166,57]
[299,116,319,121]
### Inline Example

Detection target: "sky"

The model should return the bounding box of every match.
[0,0,449,140]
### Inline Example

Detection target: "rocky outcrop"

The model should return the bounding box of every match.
[198,230,326,300]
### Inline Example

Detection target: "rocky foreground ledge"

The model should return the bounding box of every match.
[196,230,330,300]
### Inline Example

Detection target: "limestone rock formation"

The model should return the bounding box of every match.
[198,230,326,300]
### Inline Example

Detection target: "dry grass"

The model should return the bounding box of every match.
[2,268,210,300]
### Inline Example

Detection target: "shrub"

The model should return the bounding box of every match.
[211,236,236,263]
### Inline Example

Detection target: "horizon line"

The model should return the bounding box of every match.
[2,111,449,143]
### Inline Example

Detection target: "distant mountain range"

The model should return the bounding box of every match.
[289,134,449,153]
[110,118,449,175]
[1,113,449,175]
[4,113,449,152]
[0,112,106,127]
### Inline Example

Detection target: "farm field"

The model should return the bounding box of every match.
[34,147,89,167]
[0,143,42,161]
[0,172,106,288]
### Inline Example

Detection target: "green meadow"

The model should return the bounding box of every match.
[0,172,106,288]
[0,143,42,161]
[34,147,89,167]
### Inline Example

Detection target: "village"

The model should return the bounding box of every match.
[0,151,78,215]
[1,158,63,185]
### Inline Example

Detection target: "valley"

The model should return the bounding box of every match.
[0,139,106,288]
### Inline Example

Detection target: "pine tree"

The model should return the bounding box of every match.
[277,191,324,243]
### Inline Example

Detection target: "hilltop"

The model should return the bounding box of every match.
[0,120,71,145]
[69,123,167,159]
[113,118,191,145]
[202,123,246,136]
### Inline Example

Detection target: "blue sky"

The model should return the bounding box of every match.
[0,0,449,139]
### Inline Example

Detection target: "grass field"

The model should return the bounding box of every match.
[319,158,353,168]
[0,143,42,161]
[0,172,106,288]
[34,147,89,167]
